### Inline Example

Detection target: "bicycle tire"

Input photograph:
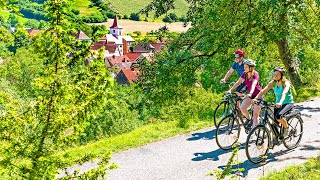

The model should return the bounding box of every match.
[215,115,240,150]
[214,100,230,128]
[245,125,271,164]
[283,115,303,150]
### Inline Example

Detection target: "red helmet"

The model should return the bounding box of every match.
[234,49,246,56]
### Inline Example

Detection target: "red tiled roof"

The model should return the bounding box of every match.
[105,44,117,53]
[150,43,164,52]
[120,68,140,82]
[75,30,90,40]
[106,55,130,66]
[125,53,142,62]
[90,42,104,51]
[110,16,122,29]
[29,29,43,37]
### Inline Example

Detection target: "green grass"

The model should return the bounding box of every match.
[71,0,99,15]
[0,10,28,24]
[59,83,320,170]
[261,155,320,180]
[110,0,189,18]
[59,120,212,166]
[295,83,320,103]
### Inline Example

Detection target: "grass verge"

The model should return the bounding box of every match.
[59,83,319,168]
[59,120,212,166]
[261,155,320,180]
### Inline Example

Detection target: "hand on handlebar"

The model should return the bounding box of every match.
[275,103,282,108]
[225,90,232,94]
[220,79,226,84]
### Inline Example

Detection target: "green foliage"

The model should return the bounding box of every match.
[130,12,140,21]
[209,143,244,180]
[24,18,40,28]
[8,13,19,27]
[8,26,31,52]
[0,0,115,178]
[261,154,320,180]
[80,85,142,143]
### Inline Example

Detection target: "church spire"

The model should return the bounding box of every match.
[110,15,122,29]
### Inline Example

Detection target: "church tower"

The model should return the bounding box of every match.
[110,15,122,36]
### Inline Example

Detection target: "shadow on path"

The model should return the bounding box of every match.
[295,105,320,113]
[187,129,216,141]
[217,148,297,177]
[192,143,246,162]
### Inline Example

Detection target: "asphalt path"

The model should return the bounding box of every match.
[62,97,320,179]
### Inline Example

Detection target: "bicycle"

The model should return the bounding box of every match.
[245,99,303,164]
[215,93,254,150]
[213,82,245,128]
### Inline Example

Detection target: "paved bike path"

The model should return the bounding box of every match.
[63,97,320,179]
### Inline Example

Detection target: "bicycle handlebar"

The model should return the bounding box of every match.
[254,99,275,107]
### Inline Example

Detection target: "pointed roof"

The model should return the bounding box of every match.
[110,16,122,29]
[75,30,90,40]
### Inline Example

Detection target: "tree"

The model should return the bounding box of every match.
[8,26,30,53]
[141,0,320,88]
[8,13,19,27]
[0,0,115,178]
[130,12,140,21]
[24,19,40,29]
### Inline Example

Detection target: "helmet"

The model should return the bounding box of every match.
[244,59,256,67]
[274,66,285,73]
[234,49,246,57]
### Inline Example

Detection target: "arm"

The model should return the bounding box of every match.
[228,77,244,92]
[248,79,258,97]
[278,80,291,105]
[221,68,235,83]
[255,80,275,99]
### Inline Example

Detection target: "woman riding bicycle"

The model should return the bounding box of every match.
[253,66,294,134]
[226,59,262,128]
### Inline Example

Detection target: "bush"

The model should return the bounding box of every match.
[169,13,178,22]
[130,12,140,21]
[179,16,186,22]
[162,16,173,23]
[71,9,80,15]
[133,31,141,36]
[123,14,129,19]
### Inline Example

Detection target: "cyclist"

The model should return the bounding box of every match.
[226,59,262,128]
[220,49,247,95]
[253,67,294,135]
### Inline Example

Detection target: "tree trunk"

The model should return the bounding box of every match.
[276,39,302,87]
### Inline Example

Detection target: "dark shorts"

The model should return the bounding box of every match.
[274,103,294,120]
[236,82,247,93]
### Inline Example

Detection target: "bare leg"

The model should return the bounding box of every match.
[240,97,252,120]
[252,104,262,128]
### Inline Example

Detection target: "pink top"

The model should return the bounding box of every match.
[240,71,262,97]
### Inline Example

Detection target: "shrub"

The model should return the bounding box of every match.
[130,12,140,21]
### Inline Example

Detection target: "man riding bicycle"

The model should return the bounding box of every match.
[220,49,247,95]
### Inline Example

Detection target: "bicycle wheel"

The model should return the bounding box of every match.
[215,115,240,150]
[283,115,303,150]
[245,125,271,164]
[214,100,231,128]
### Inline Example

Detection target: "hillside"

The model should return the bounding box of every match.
[109,0,189,18]
[96,19,191,33]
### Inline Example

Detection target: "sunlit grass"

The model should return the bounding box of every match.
[110,0,188,18]
[59,120,212,166]
[71,0,99,15]
[261,155,320,180]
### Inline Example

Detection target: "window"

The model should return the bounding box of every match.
[113,30,115,33]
